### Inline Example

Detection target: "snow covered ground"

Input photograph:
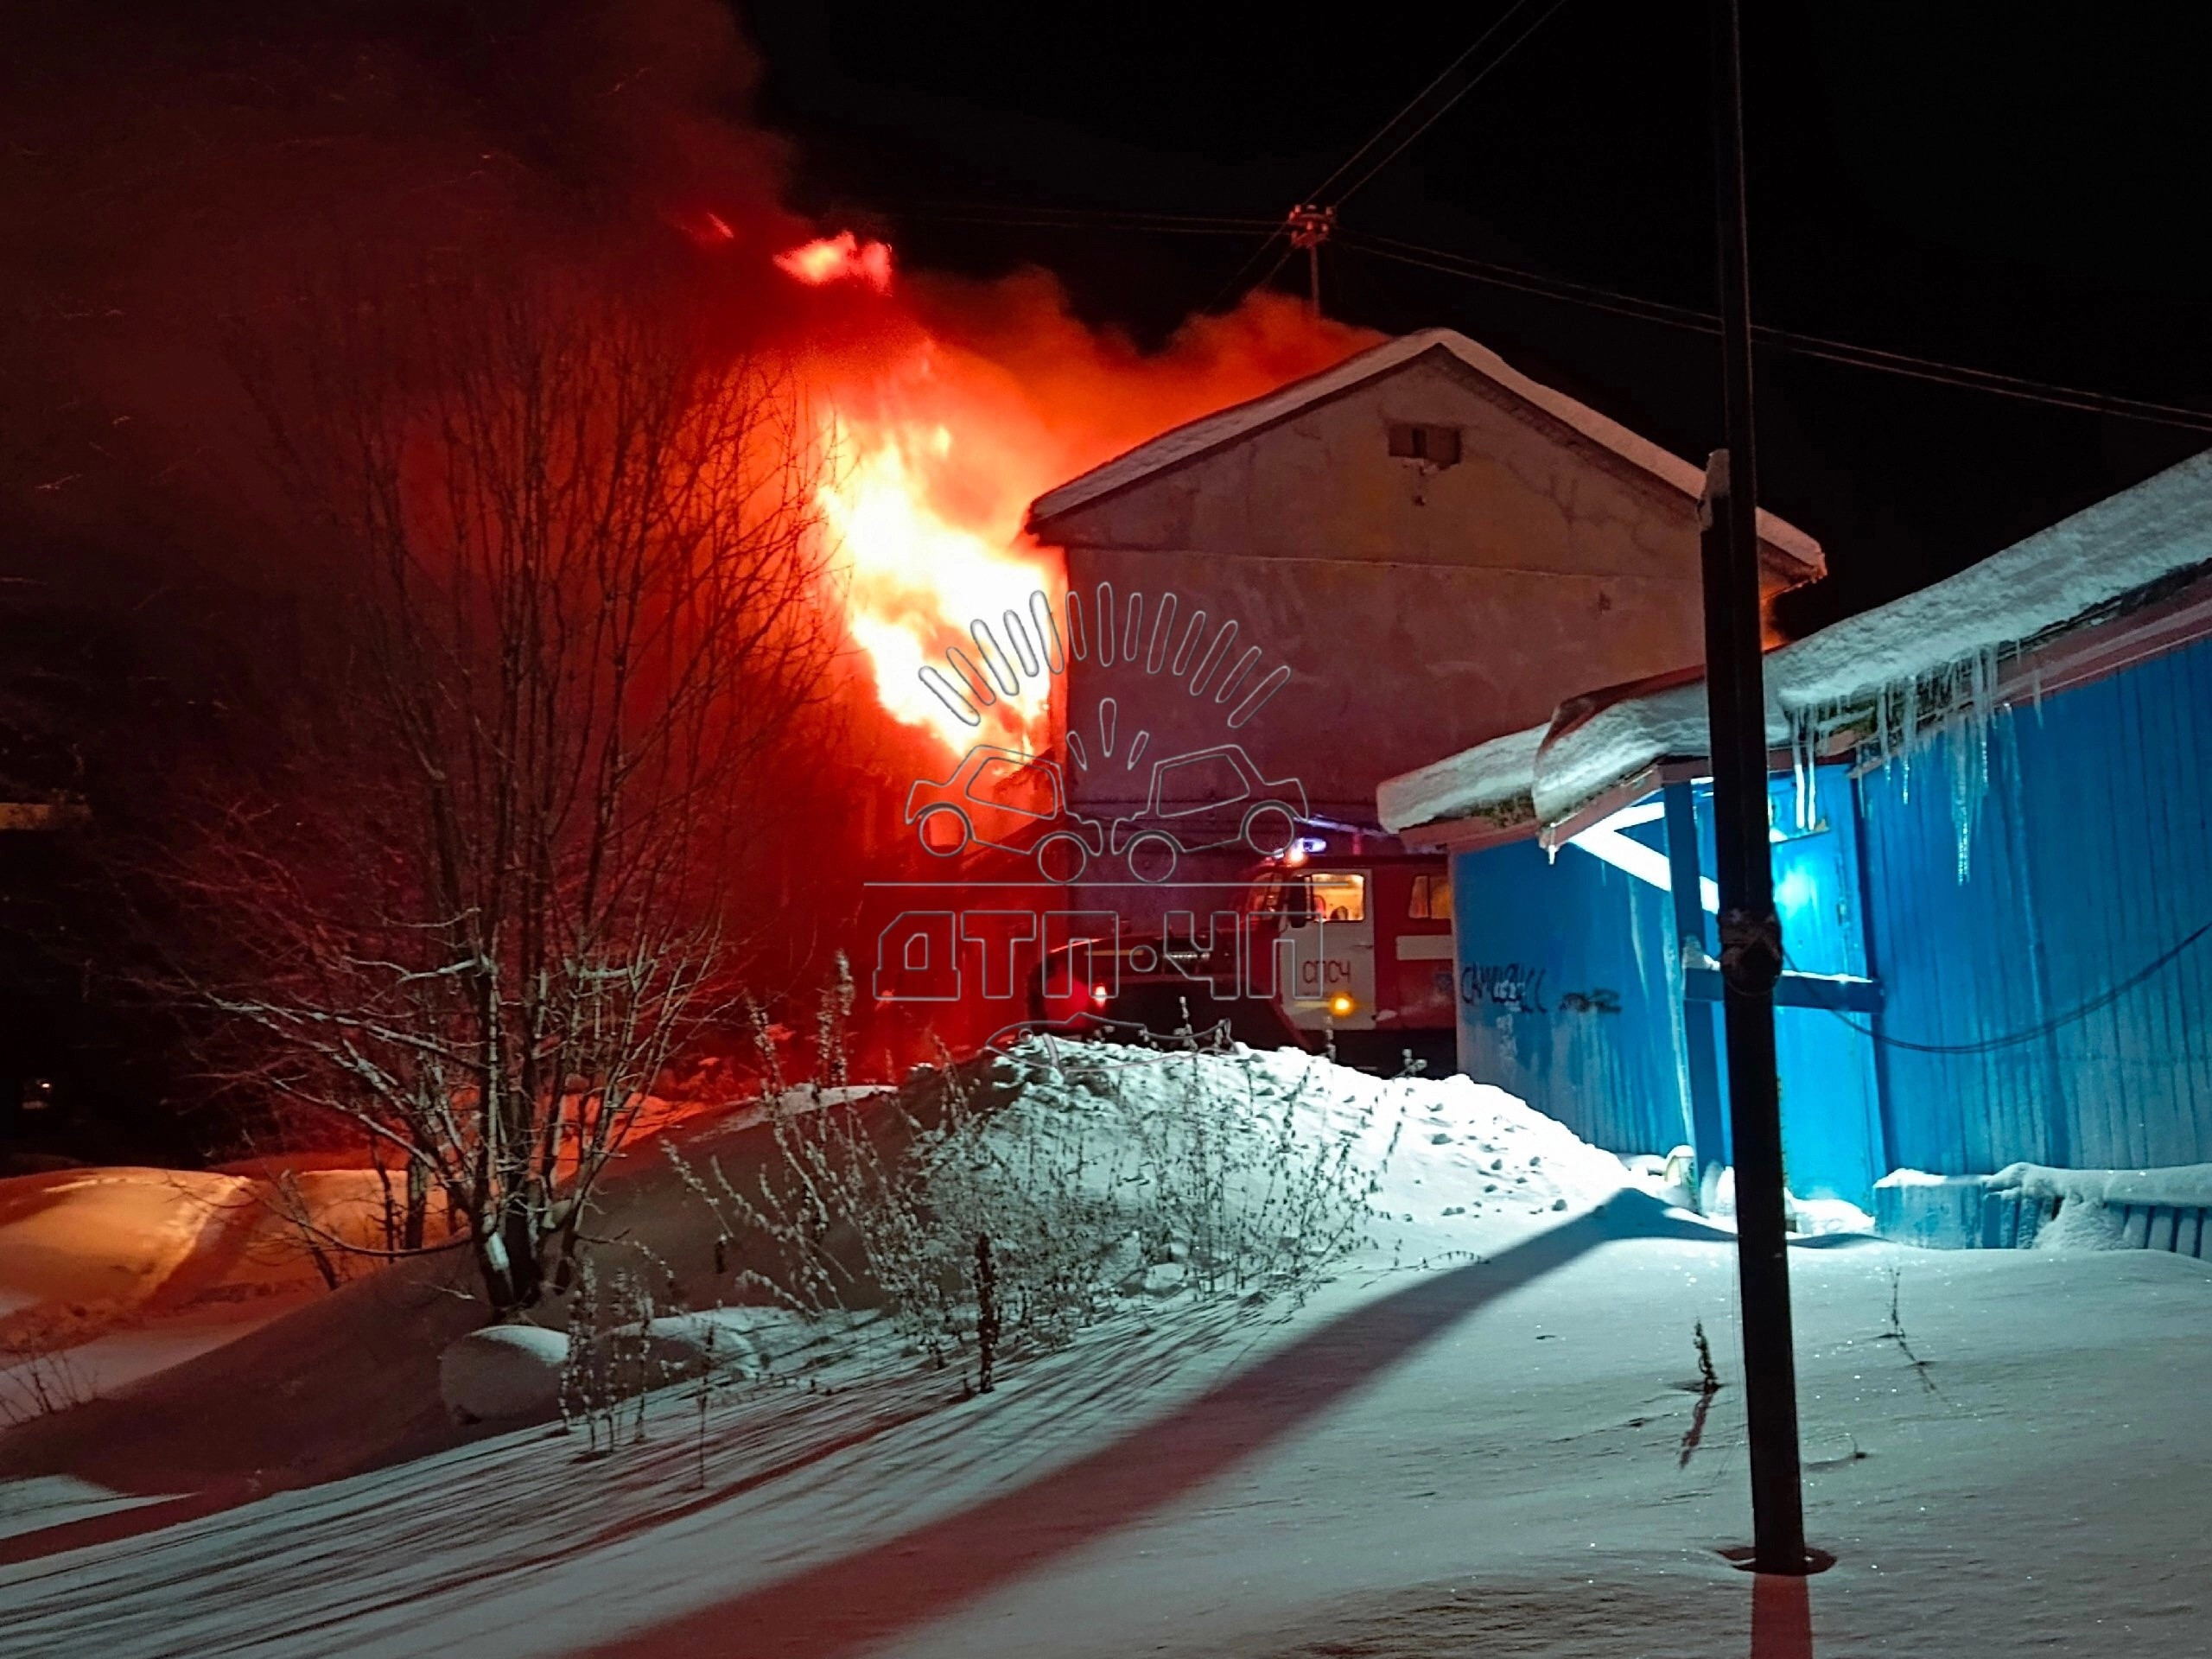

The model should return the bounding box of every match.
[0,1162,392,1405]
[3,1046,2209,1656]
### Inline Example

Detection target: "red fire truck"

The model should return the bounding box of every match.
[1030,848,1459,1073]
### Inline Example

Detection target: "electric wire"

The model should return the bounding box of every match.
[1317,0,1576,209]
[1205,226,1293,315]
[1783,917,2212,1056]
[1207,0,1573,312]
[1338,230,2212,436]
[888,203,1281,237]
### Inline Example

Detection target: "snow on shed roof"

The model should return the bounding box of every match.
[1766,448,2212,714]
[1380,448,2212,839]
[1375,721,1547,841]
[1026,327,1824,573]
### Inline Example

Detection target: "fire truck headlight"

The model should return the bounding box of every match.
[1329,992,1355,1017]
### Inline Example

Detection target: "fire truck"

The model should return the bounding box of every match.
[1030,846,1459,1074]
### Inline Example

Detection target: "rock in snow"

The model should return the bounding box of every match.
[438,1308,805,1424]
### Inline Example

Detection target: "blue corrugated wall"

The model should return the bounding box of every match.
[1451,837,1689,1157]
[1858,632,2212,1175]
[1448,629,2212,1193]
[1713,770,1887,1202]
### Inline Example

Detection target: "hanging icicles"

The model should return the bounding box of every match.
[1942,646,2000,880]
[1802,642,2012,883]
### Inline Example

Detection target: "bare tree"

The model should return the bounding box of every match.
[187,271,836,1314]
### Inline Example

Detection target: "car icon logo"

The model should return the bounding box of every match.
[906,745,1106,883]
[1109,743,1308,883]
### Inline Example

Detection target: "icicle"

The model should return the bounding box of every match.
[1939,644,2003,882]
[1898,674,1918,804]
[1789,704,1813,831]
[1873,681,1895,783]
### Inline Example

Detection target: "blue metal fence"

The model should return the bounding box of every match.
[1859,632,2212,1176]
[1448,630,2212,1205]
[1450,837,1688,1158]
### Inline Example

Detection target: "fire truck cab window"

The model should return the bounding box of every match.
[1408,874,1454,922]
[1298,871,1364,925]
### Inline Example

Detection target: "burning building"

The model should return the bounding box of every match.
[864,326,1824,1061]
[1020,327,1824,900]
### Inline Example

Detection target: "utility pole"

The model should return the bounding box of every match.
[1703,0,1808,1575]
[1287,204,1335,316]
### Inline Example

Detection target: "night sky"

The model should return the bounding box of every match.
[3,1,2208,1154]
[744,1,2211,630]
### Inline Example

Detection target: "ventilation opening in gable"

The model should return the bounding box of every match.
[1388,423,1461,467]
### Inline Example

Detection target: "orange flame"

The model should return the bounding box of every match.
[766,228,1377,762]
[817,412,1056,754]
[775,232,893,292]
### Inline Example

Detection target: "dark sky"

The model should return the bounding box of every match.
[742,1,2211,631]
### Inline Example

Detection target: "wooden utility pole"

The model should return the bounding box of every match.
[1287,204,1334,316]
[1703,0,1808,1575]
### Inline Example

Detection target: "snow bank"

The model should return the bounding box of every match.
[0,1160,470,1393]
[1675,1164,1874,1238]
[437,1309,816,1426]
[0,1169,236,1338]
[630,1308,818,1382]
[0,1164,463,1328]
[1989,1160,2212,1210]
[438,1325,569,1423]
[993,1038,1630,1256]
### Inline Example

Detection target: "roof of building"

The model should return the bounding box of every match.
[1378,448,2212,843]
[1025,327,1825,575]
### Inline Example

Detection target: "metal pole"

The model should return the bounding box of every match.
[1704,0,1808,1575]
[1662,779,1726,1208]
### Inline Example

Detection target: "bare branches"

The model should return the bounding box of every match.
[183,269,839,1313]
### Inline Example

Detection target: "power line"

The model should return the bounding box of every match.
[887,203,1280,238]
[1339,228,1708,329]
[1797,916,2212,1055]
[1337,229,2212,436]
[1314,0,1576,210]
[1207,0,1573,315]
[1205,225,1294,315]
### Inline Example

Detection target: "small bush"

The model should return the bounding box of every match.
[669,983,1388,1386]
[559,1258,681,1454]
[0,1341,98,1424]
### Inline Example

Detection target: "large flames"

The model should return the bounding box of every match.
[816,412,1057,753]
[766,230,1376,761]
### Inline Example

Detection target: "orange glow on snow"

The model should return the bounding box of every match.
[775,232,893,292]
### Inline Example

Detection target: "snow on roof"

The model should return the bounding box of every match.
[1769,448,2212,713]
[1375,721,1545,836]
[1026,327,1824,574]
[1381,448,2212,837]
